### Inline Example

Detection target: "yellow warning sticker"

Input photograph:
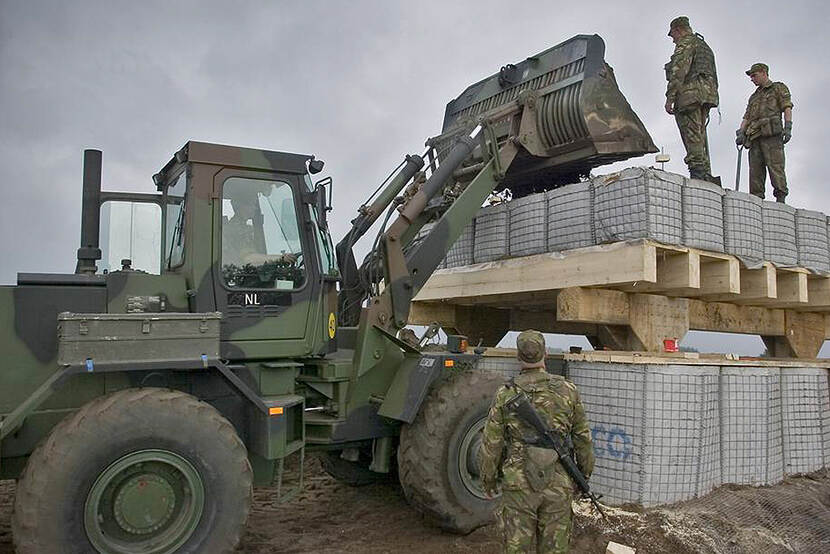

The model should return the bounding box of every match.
[328,312,336,339]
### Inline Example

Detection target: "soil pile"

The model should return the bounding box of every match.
[1,464,828,553]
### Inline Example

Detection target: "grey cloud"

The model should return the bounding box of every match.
[2,0,827,355]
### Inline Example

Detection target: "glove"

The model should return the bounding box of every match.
[735,129,746,146]
[783,121,792,144]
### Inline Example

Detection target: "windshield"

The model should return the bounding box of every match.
[164,171,187,268]
[304,173,338,276]
[221,177,306,289]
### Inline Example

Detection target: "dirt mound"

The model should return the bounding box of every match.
[1,464,828,553]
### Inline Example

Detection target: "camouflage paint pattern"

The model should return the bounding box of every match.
[439,34,657,195]
[674,105,712,177]
[0,141,337,483]
[665,29,719,179]
[479,364,594,554]
[498,488,573,554]
[749,136,788,200]
[743,82,792,200]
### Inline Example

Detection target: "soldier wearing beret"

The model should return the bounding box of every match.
[664,16,721,185]
[479,330,594,553]
[736,63,793,203]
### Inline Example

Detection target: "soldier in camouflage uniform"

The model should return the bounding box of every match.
[664,16,720,185]
[736,63,793,203]
[479,330,594,554]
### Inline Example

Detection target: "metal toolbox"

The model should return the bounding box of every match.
[57,312,221,366]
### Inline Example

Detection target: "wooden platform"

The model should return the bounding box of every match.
[411,240,830,358]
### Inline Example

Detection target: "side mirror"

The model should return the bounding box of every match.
[315,177,333,231]
[308,157,325,174]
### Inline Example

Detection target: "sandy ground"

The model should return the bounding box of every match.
[2,462,828,553]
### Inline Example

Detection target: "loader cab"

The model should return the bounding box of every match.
[157,141,338,359]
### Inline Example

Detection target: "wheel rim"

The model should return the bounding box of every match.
[84,449,205,554]
[457,416,493,500]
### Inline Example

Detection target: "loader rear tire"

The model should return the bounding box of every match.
[397,369,504,534]
[12,388,252,554]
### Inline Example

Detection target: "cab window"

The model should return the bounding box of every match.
[221,177,305,290]
[164,171,187,268]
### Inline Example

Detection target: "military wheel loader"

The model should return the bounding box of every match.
[0,35,654,553]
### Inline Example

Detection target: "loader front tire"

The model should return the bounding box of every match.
[12,388,252,554]
[397,369,504,534]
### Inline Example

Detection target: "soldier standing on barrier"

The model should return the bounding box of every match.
[736,63,793,203]
[664,16,721,185]
[479,330,594,554]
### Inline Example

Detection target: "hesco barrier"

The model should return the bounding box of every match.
[547,181,594,251]
[763,202,798,266]
[508,194,547,257]
[440,167,830,275]
[723,190,764,262]
[593,168,683,245]
[477,354,830,507]
[473,203,508,263]
[720,366,784,486]
[444,222,475,268]
[796,209,830,273]
[682,178,725,253]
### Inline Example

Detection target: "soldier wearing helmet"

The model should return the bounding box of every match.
[735,62,794,203]
[664,16,721,185]
[479,330,594,553]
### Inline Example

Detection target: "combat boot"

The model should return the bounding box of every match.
[689,169,706,181]
[776,195,787,204]
[706,175,722,187]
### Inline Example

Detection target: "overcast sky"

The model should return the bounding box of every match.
[1,0,828,354]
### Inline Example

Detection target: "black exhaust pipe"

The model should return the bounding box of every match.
[75,149,102,274]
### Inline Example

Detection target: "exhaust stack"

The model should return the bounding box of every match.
[75,149,102,274]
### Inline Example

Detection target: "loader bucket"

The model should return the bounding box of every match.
[440,34,657,195]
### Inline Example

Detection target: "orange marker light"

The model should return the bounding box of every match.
[444,359,454,368]
[269,406,284,416]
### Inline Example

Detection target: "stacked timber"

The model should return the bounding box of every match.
[415,167,830,357]
[440,167,830,275]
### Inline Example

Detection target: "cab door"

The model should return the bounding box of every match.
[212,168,319,358]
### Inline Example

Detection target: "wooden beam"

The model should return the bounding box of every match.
[745,268,808,307]
[508,310,599,336]
[556,287,629,325]
[688,299,785,336]
[801,276,830,311]
[698,257,741,295]
[628,294,689,351]
[414,241,656,303]
[783,311,825,358]
[409,301,458,326]
[661,251,700,289]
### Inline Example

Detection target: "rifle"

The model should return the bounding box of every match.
[505,392,606,518]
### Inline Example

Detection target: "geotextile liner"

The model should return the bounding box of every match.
[683,178,725,253]
[723,190,764,266]
[547,181,594,251]
[796,209,830,274]
[762,201,798,267]
[508,192,547,257]
[592,167,683,245]
[473,203,508,263]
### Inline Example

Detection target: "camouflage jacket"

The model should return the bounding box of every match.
[479,368,594,493]
[743,81,793,138]
[665,33,719,109]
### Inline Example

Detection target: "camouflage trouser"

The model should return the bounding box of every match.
[497,488,573,553]
[674,104,711,177]
[748,135,788,200]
